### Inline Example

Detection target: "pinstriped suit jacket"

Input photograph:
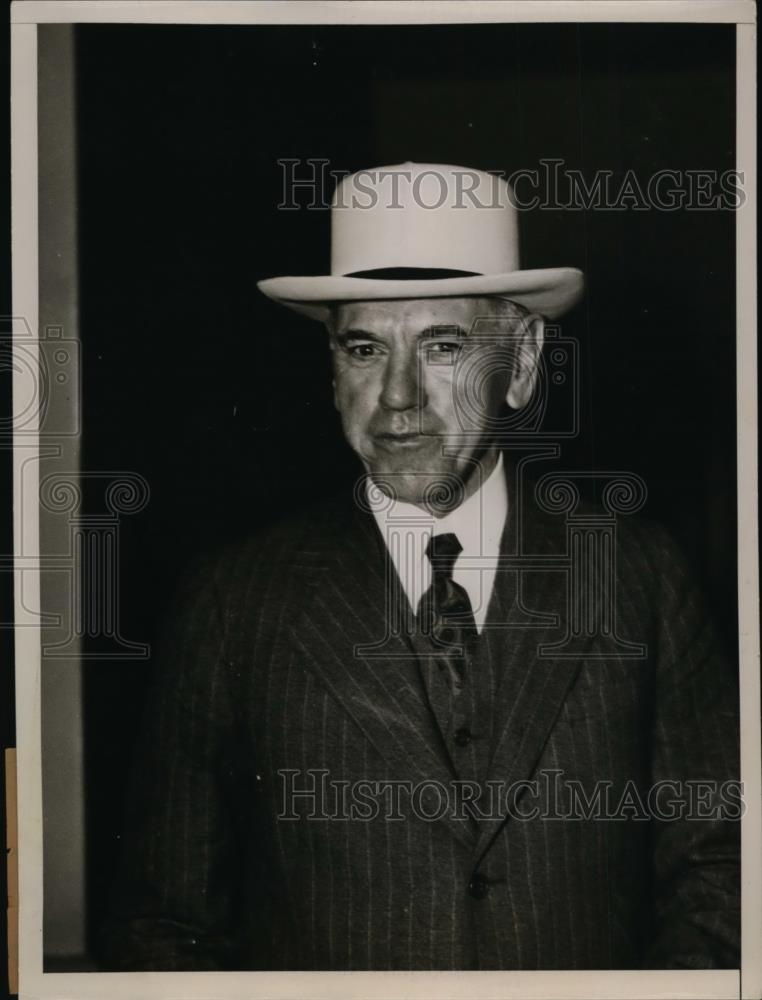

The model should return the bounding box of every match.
[106,465,740,971]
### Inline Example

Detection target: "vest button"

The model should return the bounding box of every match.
[434,624,457,646]
[468,873,490,900]
[454,726,472,747]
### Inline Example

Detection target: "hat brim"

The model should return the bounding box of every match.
[257,268,584,322]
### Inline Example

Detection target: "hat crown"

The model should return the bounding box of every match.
[330,162,520,277]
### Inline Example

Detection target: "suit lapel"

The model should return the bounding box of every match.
[474,464,583,858]
[284,459,585,858]
[290,500,477,850]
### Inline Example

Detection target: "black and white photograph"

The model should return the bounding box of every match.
[8,2,760,998]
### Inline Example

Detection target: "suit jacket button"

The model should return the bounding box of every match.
[436,625,457,646]
[468,873,490,900]
[454,726,472,747]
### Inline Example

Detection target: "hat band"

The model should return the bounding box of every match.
[344,267,482,280]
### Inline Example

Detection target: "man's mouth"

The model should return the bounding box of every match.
[374,431,428,449]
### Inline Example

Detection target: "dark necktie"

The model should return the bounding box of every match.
[417,532,478,694]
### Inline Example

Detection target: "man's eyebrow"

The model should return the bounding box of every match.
[333,324,468,345]
[421,325,467,339]
[334,328,384,345]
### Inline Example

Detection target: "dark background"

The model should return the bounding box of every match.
[70,22,736,967]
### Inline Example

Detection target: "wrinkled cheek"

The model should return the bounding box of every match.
[449,354,509,431]
[336,386,375,454]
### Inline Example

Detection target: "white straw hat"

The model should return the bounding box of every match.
[257,162,584,321]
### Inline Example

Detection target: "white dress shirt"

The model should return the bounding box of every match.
[368,454,508,632]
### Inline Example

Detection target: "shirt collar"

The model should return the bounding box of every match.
[367,454,508,629]
[435,452,507,555]
[368,452,508,556]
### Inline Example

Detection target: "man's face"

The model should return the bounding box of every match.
[329,296,544,510]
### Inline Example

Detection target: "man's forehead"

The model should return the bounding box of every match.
[333,296,522,330]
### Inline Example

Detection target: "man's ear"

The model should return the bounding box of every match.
[506,313,544,409]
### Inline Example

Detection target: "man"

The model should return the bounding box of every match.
[107,163,740,971]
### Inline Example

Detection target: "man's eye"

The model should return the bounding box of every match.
[426,341,463,363]
[347,343,378,358]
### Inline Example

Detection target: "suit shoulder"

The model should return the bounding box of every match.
[611,511,696,582]
[188,491,353,593]
[521,477,696,613]
[523,476,689,570]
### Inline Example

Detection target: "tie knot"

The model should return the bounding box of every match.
[426,532,462,579]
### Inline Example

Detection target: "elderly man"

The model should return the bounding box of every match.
[107,164,740,971]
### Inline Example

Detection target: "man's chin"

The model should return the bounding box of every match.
[367,467,466,514]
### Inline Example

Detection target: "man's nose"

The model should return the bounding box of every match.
[379,348,426,411]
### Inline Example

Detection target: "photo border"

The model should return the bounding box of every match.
[10,2,758,998]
